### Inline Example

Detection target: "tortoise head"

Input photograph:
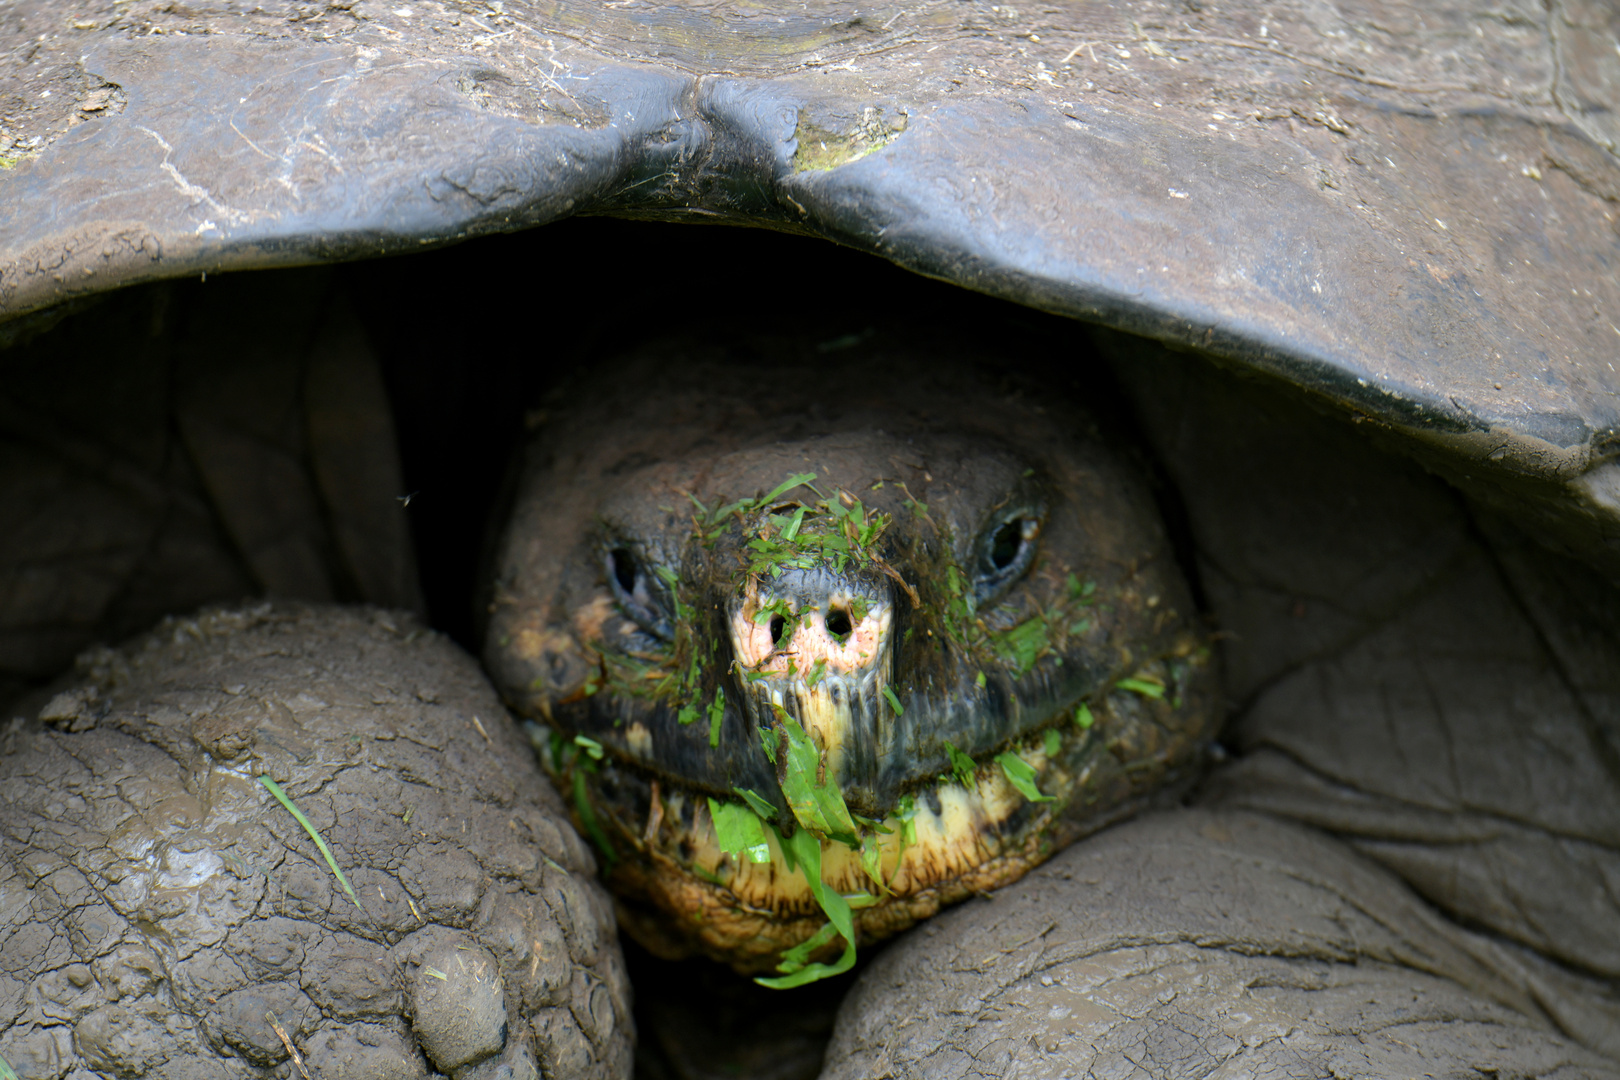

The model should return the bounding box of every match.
[485,339,1219,979]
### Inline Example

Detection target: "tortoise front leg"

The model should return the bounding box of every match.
[822,807,1620,1079]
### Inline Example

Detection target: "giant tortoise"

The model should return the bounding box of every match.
[2,1,1619,1078]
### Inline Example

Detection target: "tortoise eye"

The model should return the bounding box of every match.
[604,545,673,640]
[611,548,638,593]
[988,519,1025,570]
[974,510,1041,605]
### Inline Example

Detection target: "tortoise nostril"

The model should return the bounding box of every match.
[769,615,787,646]
[826,608,853,638]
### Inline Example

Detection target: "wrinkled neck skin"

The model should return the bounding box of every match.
[485,345,1220,974]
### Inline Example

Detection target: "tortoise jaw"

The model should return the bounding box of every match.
[545,619,1217,979]
[569,718,1071,974]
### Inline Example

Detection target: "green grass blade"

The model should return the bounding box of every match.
[755,826,858,989]
[1115,677,1165,699]
[258,776,362,909]
[761,472,818,505]
[0,1052,18,1080]
[572,770,618,870]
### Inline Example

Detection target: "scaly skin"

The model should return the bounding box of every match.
[485,338,1220,976]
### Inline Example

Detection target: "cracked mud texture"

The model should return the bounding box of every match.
[0,602,632,1080]
[824,809,1620,1080]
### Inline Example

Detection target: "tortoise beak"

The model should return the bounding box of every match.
[727,566,895,815]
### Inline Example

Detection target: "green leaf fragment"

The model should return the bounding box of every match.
[860,831,885,893]
[896,793,919,848]
[762,472,819,506]
[710,497,755,524]
[572,770,617,869]
[881,686,904,717]
[547,729,570,771]
[0,1053,18,1080]
[259,776,361,909]
[424,966,448,981]
[691,863,727,886]
[975,670,987,689]
[709,798,772,863]
[851,813,892,834]
[996,752,1056,803]
[775,821,798,874]
[758,726,780,764]
[805,658,828,689]
[1116,677,1165,699]
[775,709,859,846]
[1044,728,1063,757]
[755,826,857,989]
[1075,702,1096,730]
[707,688,726,747]
[781,505,807,541]
[574,734,604,760]
[996,618,1049,677]
[1065,574,1097,601]
[734,786,779,820]
[677,703,699,726]
[944,742,978,789]
[773,919,842,975]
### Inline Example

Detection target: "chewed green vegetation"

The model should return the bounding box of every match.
[538,732,618,870]
[750,706,870,988]
[709,798,771,863]
[1116,674,1165,698]
[687,472,820,545]
[715,713,1060,987]
[687,472,909,598]
[994,751,1055,802]
[943,569,1098,679]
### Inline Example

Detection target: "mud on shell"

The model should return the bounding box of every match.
[484,339,1220,978]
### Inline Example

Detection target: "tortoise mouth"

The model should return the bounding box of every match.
[542,648,1218,978]
[552,716,1070,974]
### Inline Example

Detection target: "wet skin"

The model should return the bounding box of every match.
[485,343,1219,977]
